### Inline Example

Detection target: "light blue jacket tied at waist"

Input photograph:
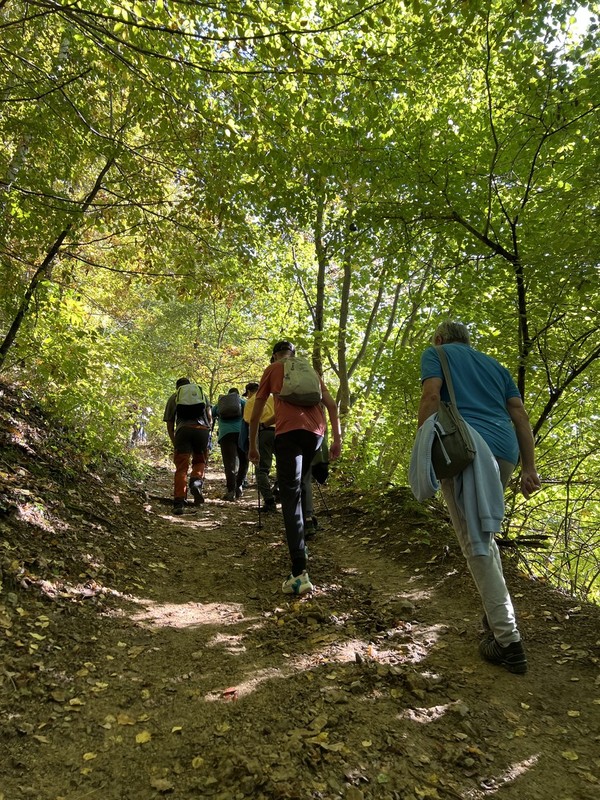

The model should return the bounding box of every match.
[409,414,505,557]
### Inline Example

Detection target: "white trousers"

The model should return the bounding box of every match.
[441,459,521,646]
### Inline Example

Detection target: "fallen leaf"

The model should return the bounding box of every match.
[191,756,204,769]
[136,730,152,744]
[561,750,579,761]
[82,752,97,761]
[149,777,174,792]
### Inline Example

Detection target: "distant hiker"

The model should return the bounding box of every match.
[212,388,248,501]
[415,321,540,674]
[238,382,259,461]
[127,402,151,448]
[249,340,342,596]
[244,381,277,513]
[163,377,212,515]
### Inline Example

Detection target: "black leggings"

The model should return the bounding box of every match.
[274,430,322,575]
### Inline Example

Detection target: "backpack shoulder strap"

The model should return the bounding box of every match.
[435,346,458,406]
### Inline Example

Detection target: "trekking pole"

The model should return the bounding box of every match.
[316,481,331,517]
[256,464,262,530]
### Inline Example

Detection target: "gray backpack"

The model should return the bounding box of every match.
[217,393,242,419]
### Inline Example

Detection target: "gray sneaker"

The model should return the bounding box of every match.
[189,479,204,505]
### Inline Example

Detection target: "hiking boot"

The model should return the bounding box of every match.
[173,499,185,516]
[222,491,236,501]
[189,479,204,505]
[304,516,318,540]
[260,499,277,513]
[282,571,313,596]
[235,487,243,499]
[479,633,527,674]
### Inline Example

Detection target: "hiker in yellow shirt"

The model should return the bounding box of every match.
[244,383,277,512]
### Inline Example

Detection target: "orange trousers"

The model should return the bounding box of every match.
[173,424,210,500]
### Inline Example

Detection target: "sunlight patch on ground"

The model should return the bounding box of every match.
[130,600,251,629]
[465,754,540,797]
[17,501,58,533]
[207,632,247,654]
[157,513,223,529]
[204,668,285,702]
[400,701,461,724]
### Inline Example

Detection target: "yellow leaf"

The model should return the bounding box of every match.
[171,726,183,733]
[319,741,344,751]
[191,756,204,769]
[567,710,580,717]
[561,750,579,761]
[150,778,174,792]
[69,698,85,706]
[136,730,152,744]
[83,752,97,761]
[117,713,136,726]
[362,740,372,747]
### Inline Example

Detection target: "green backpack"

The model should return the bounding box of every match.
[176,383,207,422]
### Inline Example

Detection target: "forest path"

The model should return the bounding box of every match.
[2,456,599,800]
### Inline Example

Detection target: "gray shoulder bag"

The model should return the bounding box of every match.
[431,346,476,479]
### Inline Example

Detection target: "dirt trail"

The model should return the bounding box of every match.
[2,449,600,800]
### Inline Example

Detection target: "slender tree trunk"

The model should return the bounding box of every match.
[0,158,114,370]
[312,191,326,375]
[513,256,532,400]
[336,249,352,416]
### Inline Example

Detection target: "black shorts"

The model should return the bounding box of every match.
[174,424,210,455]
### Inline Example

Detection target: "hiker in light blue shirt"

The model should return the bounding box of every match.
[417,321,540,675]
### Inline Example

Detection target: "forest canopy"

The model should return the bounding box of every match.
[1,0,599,601]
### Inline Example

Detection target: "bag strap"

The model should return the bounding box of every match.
[435,346,458,406]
